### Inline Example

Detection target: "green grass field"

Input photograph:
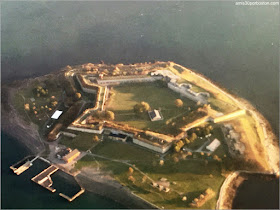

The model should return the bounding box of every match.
[75,138,226,209]
[107,81,197,135]
[59,132,101,151]
[91,139,159,163]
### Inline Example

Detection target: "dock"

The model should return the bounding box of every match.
[59,188,85,202]
[11,156,85,201]
[10,155,39,175]
[31,165,58,192]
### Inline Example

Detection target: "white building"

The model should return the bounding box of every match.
[206,139,221,152]
[148,109,163,121]
[51,110,63,120]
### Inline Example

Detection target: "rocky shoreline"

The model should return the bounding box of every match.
[1,84,45,155]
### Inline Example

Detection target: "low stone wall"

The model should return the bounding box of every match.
[76,74,97,94]
[96,76,162,86]
[214,109,246,123]
[67,126,104,134]
[104,128,134,137]
[132,138,172,154]
[60,131,77,138]
[167,83,206,103]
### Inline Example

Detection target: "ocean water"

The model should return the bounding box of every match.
[1,132,125,209]
[1,1,279,209]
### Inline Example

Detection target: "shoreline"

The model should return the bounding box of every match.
[216,170,278,209]
[2,63,279,209]
[175,63,279,173]
[75,168,157,209]
[1,84,45,155]
[1,77,157,209]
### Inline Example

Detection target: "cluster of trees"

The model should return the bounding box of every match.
[133,101,150,113]
[188,125,214,138]
[34,86,48,97]
[58,74,76,98]
[127,167,136,183]
[91,110,115,121]
[174,140,185,153]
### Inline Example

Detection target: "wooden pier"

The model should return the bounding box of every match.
[10,156,39,175]
[59,188,85,202]
[10,156,85,201]
[31,165,58,192]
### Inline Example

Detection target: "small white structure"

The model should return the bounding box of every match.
[206,139,221,152]
[51,110,63,120]
[148,109,163,121]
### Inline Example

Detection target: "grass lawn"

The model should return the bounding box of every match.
[186,137,208,151]
[78,138,226,209]
[74,155,99,170]
[59,132,101,151]
[91,139,159,163]
[12,76,62,127]
[208,97,238,113]
[168,65,239,113]
[210,126,229,158]
[107,81,197,135]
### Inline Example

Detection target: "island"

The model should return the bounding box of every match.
[2,61,279,209]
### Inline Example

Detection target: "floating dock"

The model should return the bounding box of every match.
[59,188,85,202]
[31,165,58,192]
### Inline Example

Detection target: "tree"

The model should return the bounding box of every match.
[76,92,82,99]
[174,146,181,153]
[128,175,136,183]
[141,101,150,111]
[41,89,47,96]
[195,127,202,137]
[142,175,147,183]
[174,140,184,152]
[24,104,30,111]
[105,110,115,120]
[189,133,197,142]
[175,99,183,107]
[51,101,58,107]
[128,167,134,174]
[133,101,150,113]
[183,137,190,144]
[92,135,99,142]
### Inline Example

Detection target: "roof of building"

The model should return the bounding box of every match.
[151,70,180,81]
[63,149,80,161]
[148,109,163,121]
[109,133,127,139]
[206,139,221,152]
[51,110,63,119]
